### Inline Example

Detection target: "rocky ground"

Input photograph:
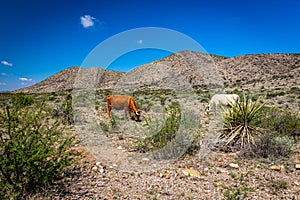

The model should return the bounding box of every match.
[46,142,300,200]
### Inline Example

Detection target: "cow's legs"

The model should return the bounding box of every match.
[124,108,130,120]
[107,104,111,119]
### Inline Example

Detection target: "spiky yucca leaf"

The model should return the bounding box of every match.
[221,95,265,147]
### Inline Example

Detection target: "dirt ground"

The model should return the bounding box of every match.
[45,138,300,200]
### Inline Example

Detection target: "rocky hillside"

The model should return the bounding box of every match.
[111,51,228,92]
[15,66,124,93]
[15,67,79,93]
[14,51,300,94]
[115,50,300,93]
[217,53,300,90]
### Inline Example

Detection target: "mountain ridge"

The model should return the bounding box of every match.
[13,51,300,93]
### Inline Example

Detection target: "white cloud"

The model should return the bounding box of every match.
[80,15,96,28]
[1,73,7,76]
[137,39,143,44]
[19,77,33,82]
[1,60,13,67]
[0,82,6,86]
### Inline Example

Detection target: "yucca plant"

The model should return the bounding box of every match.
[220,95,265,147]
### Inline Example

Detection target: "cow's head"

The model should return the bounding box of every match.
[131,110,142,122]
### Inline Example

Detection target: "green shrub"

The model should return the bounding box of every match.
[223,172,253,200]
[136,101,181,152]
[270,179,289,194]
[289,86,300,94]
[223,186,249,200]
[221,95,265,147]
[10,93,35,108]
[258,108,300,140]
[203,92,211,99]
[0,100,75,198]
[241,108,298,159]
[61,93,74,125]
[266,91,285,98]
[51,93,74,125]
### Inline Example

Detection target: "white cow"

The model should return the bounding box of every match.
[207,94,240,111]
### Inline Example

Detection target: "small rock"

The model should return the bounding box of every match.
[229,163,239,169]
[270,165,282,171]
[69,148,80,155]
[99,168,105,173]
[159,173,165,178]
[295,164,300,170]
[110,164,118,168]
[182,169,201,178]
[117,146,123,150]
[142,157,150,161]
[165,174,171,179]
[214,181,227,188]
[241,171,247,175]
[96,162,102,166]
[294,181,299,186]
[92,166,98,171]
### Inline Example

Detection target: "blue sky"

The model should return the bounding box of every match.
[0,0,299,91]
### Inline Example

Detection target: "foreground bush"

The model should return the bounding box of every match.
[0,96,75,199]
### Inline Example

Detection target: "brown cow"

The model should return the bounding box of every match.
[106,95,141,121]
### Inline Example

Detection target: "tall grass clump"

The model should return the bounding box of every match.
[0,94,75,199]
[220,95,265,147]
[136,101,181,152]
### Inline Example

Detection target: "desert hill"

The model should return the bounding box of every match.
[14,51,300,94]
[15,66,80,93]
[216,53,300,90]
[15,66,124,93]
